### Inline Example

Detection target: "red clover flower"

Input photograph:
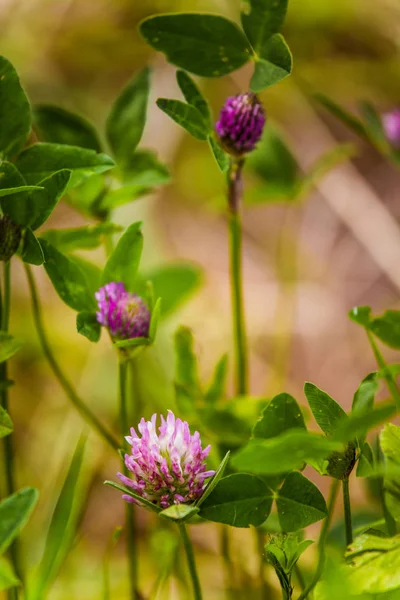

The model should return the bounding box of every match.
[95,282,150,340]
[216,92,266,156]
[118,411,215,508]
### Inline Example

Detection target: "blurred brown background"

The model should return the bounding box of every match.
[1,0,400,597]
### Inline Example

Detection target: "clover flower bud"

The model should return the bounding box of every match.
[382,109,400,147]
[118,411,215,508]
[95,282,150,340]
[0,216,21,262]
[216,92,266,156]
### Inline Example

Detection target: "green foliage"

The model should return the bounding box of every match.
[117,149,170,187]
[160,504,199,522]
[241,0,288,52]
[348,306,372,327]
[369,311,400,350]
[176,71,211,126]
[41,223,122,253]
[106,68,150,168]
[157,99,210,140]
[0,406,13,439]
[30,438,86,599]
[0,55,31,159]
[380,424,400,522]
[253,392,306,439]
[231,430,341,475]
[140,14,253,77]
[15,143,114,188]
[0,557,19,593]
[265,533,312,598]
[0,332,23,364]
[40,240,95,312]
[104,481,161,515]
[21,229,44,265]
[195,451,230,508]
[346,533,400,594]
[199,473,273,528]
[304,382,347,436]
[276,472,327,531]
[33,105,102,152]
[250,34,293,92]
[134,263,202,318]
[314,94,370,142]
[0,488,39,555]
[101,221,143,292]
[76,311,101,343]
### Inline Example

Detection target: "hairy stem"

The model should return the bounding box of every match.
[342,477,353,545]
[178,523,203,600]
[1,262,20,600]
[228,158,247,396]
[297,479,340,600]
[119,361,139,600]
[24,264,119,450]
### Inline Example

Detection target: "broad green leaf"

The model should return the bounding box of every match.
[208,136,230,173]
[0,162,42,224]
[31,438,86,599]
[157,99,209,140]
[380,424,400,521]
[253,393,306,439]
[199,473,273,528]
[99,184,150,212]
[140,14,253,77]
[334,404,395,444]
[204,354,229,405]
[76,311,101,343]
[0,56,31,158]
[118,149,170,187]
[314,94,370,142]
[0,332,23,364]
[246,124,298,201]
[369,311,400,349]
[159,504,199,522]
[0,186,41,197]
[195,451,230,508]
[34,104,102,152]
[250,34,292,93]
[0,162,67,227]
[40,240,95,312]
[356,442,375,478]
[241,0,288,53]
[41,223,122,253]
[21,229,44,266]
[106,68,150,165]
[0,406,13,438]
[345,533,400,594]
[104,481,161,514]
[304,382,347,436]
[0,557,19,592]
[15,143,115,188]
[352,374,378,412]
[69,256,101,297]
[0,488,39,554]
[176,71,211,125]
[231,430,341,475]
[101,222,143,292]
[276,472,327,531]
[348,305,371,327]
[265,534,313,574]
[134,263,203,318]
[29,170,71,230]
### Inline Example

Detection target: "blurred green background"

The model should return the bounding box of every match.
[1,0,400,597]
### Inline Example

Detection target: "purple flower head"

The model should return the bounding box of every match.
[382,109,400,148]
[95,282,150,340]
[216,92,266,156]
[118,411,215,508]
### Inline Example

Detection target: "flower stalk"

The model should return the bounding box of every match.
[178,522,203,600]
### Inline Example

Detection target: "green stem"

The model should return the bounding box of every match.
[342,477,353,545]
[1,262,20,600]
[228,159,247,396]
[24,264,119,451]
[297,480,340,600]
[119,361,139,600]
[178,523,203,600]
[293,564,306,593]
[366,330,400,410]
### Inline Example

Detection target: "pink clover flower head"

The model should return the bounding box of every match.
[216,92,265,155]
[95,282,150,340]
[382,109,400,148]
[118,411,215,508]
